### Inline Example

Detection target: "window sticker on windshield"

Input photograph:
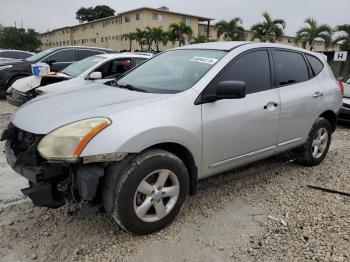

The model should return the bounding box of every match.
[190,56,218,65]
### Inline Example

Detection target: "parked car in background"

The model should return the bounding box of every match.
[338,74,350,122]
[0,46,115,98]
[0,49,34,62]
[6,53,152,106]
[2,42,342,234]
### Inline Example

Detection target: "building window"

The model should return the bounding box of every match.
[101,37,104,43]
[153,13,163,21]
[182,17,191,25]
[136,13,141,20]
[124,16,130,23]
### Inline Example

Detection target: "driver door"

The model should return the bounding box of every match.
[201,49,280,176]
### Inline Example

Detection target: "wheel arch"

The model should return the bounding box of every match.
[319,110,337,132]
[147,142,198,195]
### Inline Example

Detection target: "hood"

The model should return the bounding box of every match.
[12,73,70,93]
[11,83,170,134]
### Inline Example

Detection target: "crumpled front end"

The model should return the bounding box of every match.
[1,124,105,208]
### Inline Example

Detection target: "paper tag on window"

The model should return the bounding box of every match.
[190,56,218,65]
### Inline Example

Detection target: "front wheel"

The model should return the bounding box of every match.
[103,149,189,235]
[297,117,332,166]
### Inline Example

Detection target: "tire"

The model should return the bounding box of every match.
[297,117,332,166]
[103,149,189,235]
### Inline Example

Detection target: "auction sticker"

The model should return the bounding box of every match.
[190,56,218,65]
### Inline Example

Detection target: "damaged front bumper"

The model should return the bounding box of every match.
[2,125,105,208]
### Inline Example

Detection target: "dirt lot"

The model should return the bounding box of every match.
[0,100,350,262]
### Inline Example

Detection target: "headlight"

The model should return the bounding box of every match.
[0,65,13,71]
[38,117,111,161]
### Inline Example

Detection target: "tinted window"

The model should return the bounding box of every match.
[46,49,76,63]
[0,51,16,58]
[306,54,324,76]
[15,52,32,59]
[135,58,147,66]
[211,50,271,94]
[273,50,309,86]
[96,59,131,78]
[78,50,104,60]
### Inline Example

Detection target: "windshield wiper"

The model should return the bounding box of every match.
[115,82,148,93]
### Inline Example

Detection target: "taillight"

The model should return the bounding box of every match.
[337,80,344,95]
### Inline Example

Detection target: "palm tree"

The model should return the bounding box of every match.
[296,18,332,51]
[122,32,135,51]
[215,17,245,41]
[169,21,193,47]
[145,26,165,52]
[164,30,177,47]
[251,12,286,42]
[333,24,350,51]
[134,28,146,50]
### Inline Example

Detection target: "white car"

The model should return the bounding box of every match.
[6,53,152,106]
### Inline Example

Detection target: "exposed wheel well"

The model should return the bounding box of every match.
[319,110,337,132]
[149,143,198,195]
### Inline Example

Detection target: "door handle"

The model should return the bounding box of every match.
[264,102,279,110]
[313,91,324,98]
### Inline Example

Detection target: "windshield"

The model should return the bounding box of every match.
[25,48,56,62]
[61,55,105,77]
[117,49,227,93]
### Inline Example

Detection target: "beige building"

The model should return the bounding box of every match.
[198,23,340,52]
[40,7,213,51]
[40,6,339,52]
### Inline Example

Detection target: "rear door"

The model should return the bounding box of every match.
[272,49,324,147]
[201,49,281,175]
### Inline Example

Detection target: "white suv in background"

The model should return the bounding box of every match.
[6,53,152,106]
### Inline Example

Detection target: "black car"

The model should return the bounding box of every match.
[0,49,34,61]
[0,46,116,98]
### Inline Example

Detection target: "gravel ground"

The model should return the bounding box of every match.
[0,100,350,261]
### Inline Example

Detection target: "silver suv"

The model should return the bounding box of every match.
[2,42,343,234]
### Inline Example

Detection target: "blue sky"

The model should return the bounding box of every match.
[0,0,349,35]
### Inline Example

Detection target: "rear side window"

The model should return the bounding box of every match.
[78,50,105,60]
[273,50,309,86]
[46,49,76,63]
[0,51,16,58]
[15,52,32,59]
[211,50,271,94]
[306,54,324,76]
[135,58,147,66]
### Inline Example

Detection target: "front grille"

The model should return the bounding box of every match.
[11,89,27,101]
[7,124,45,166]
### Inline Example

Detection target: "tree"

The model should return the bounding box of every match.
[122,32,136,51]
[164,30,177,47]
[169,21,193,46]
[145,26,165,51]
[296,18,332,51]
[134,28,147,50]
[333,24,350,51]
[215,17,245,41]
[251,12,286,42]
[76,5,115,23]
[0,27,41,51]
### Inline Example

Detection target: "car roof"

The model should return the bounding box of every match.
[175,41,327,61]
[0,49,33,54]
[45,46,115,52]
[95,53,153,59]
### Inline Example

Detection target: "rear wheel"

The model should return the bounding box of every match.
[297,117,332,166]
[103,149,189,235]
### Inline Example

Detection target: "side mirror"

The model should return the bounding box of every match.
[215,81,246,100]
[45,59,56,66]
[197,80,246,104]
[89,71,102,80]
